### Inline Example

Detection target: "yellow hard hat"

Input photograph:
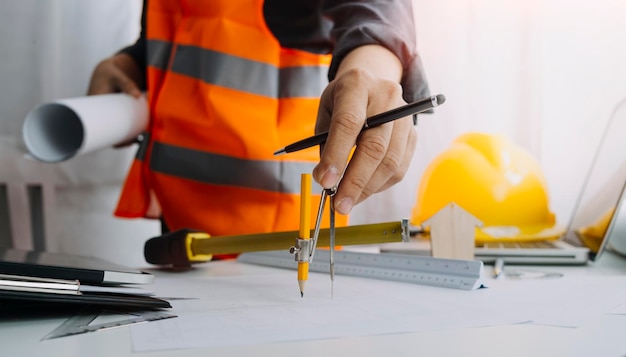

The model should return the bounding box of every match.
[411,132,564,243]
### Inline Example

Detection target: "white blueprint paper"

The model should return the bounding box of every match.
[22,93,148,162]
[130,266,526,352]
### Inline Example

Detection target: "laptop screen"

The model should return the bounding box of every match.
[563,99,626,261]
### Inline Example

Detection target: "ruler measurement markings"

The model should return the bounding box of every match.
[238,250,483,290]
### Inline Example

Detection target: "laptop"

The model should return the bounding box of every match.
[474,175,626,265]
[0,248,154,285]
[383,101,626,265]
[381,177,626,265]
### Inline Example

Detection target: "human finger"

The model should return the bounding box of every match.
[331,80,404,214]
[87,58,141,98]
[312,69,370,189]
[335,121,393,214]
[355,117,417,205]
[116,71,142,98]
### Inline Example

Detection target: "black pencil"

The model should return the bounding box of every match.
[273,94,445,156]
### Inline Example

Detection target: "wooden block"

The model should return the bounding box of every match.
[423,202,482,260]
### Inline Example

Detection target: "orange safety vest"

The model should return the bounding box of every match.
[115,0,347,236]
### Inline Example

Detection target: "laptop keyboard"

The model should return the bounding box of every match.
[478,241,558,249]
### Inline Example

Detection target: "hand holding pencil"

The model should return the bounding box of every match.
[277,86,444,217]
[278,52,444,216]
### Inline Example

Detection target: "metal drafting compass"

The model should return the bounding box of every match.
[290,186,338,297]
[314,187,338,295]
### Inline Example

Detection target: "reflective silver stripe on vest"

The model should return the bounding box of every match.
[146,40,172,71]
[150,142,320,194]
[147,39,328,98]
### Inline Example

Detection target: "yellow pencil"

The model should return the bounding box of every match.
[298,173,312,297]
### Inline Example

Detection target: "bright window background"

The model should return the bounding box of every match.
[354,0,626,229]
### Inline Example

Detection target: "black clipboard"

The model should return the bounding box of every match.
[0,290,172,310]
[0,249,171,310]
[0,289,171,310]
[0,248,154,285]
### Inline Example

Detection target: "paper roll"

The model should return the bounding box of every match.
[22,93,148,163]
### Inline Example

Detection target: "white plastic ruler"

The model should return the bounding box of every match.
[238,249,484,290]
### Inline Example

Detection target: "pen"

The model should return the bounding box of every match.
[297,174,312,297]
[274,94,446,155]
[493,258,504,279]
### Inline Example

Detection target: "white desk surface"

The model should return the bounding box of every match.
[2,251,626,357]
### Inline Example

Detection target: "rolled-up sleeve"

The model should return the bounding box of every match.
[322,0,430,103]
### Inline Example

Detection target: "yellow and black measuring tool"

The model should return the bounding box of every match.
[144,219,410,268]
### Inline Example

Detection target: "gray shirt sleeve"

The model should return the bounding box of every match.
[322,0,430,103]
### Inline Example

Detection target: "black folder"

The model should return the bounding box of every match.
[0,249,170,310]
[0,248,154,284]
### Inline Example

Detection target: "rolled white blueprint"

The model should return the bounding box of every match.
[22,93,148,163]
